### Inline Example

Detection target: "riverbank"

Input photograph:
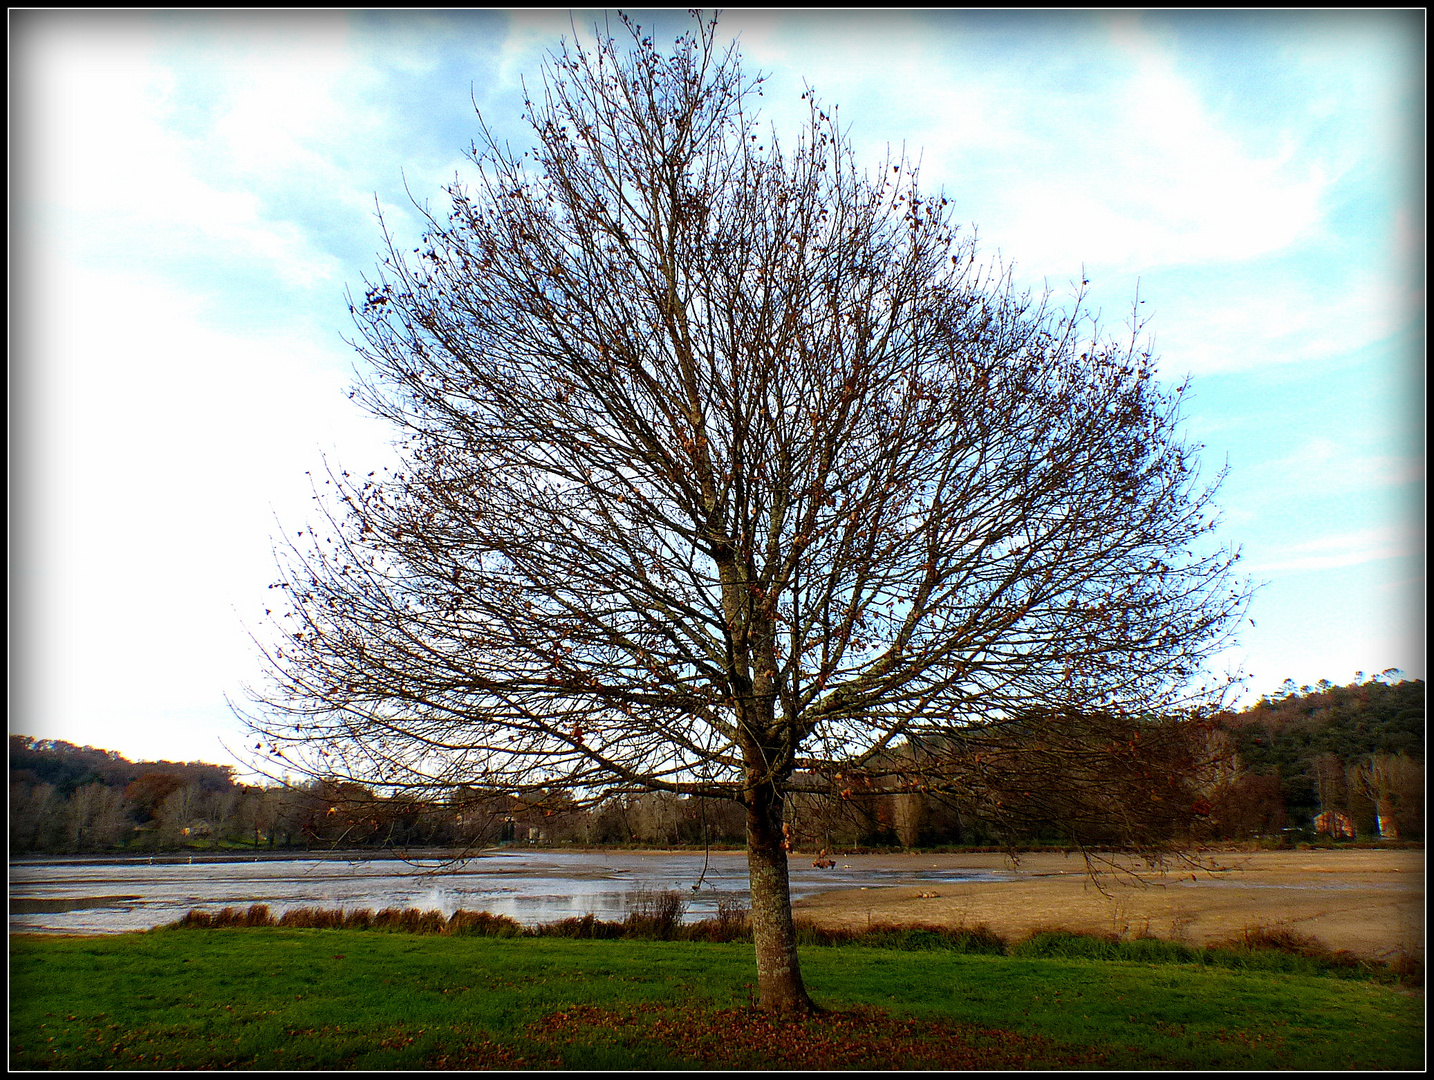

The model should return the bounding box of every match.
[788,848,1425,961]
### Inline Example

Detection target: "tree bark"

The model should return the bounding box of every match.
[745,783,815,1012]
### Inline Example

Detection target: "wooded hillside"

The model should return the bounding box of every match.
[1207,675,1423,841]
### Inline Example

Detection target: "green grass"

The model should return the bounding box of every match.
[10,928,1423,1070]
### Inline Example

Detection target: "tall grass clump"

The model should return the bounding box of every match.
[682,895,752,943]
[447,909,525,937]
[622,887,688,938]
[538,891,752,942]
[1203,925,1368,979]
[174,904,275,929]
[793,920,1007,954]
[278,906,346,930]
[1009,923,1387,982]
[1385,947,1424,988]
[1012,930,1203,963]
[172,905,524,937]
[543,913,626,939]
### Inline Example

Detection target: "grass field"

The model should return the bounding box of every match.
[9,924,1423,1070]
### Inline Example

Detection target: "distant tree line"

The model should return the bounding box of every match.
[8,676,1422,856]
[8,737,503,855]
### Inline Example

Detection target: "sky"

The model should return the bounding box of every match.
[11,10,1424,775]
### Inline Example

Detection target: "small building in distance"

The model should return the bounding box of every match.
[1313,810,1356,839]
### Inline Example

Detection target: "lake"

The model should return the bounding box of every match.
[8,849,1013,935]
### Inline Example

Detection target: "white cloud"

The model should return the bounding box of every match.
[191,24,368,174]
[1159,281,1373,377]
[1251,437,1424,499]
[994,37,1327,275]
[499,10,595,92]
[1244,524,1419,574]
[718,13,1333,291]
[718,13,1413,383]
[24,18,344,289]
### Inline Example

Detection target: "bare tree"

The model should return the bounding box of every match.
[10,781,63,854]
[66,782,133,851]
[155,783,207,847]
[1353,753,1423,839]
[241,14,1248,1011]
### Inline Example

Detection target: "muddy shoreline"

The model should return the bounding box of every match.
[786,848,1424,960]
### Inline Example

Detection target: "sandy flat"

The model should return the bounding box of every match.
[788,848,1424,961]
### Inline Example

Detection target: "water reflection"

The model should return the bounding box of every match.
[8,850,1013,935]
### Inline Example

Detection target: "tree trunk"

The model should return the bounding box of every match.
[745,784,815,1013]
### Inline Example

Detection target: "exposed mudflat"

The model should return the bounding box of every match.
[789,848,1424,960]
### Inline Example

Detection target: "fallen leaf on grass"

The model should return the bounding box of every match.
[526,1002,1112,1070]
[426,1038,533,1070]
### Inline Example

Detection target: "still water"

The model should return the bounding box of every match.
[9,850,1011,936]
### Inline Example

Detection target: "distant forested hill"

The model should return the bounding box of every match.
[1207,676,1424,840]
[8,736,236,797]
[1228,676,1424,757]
